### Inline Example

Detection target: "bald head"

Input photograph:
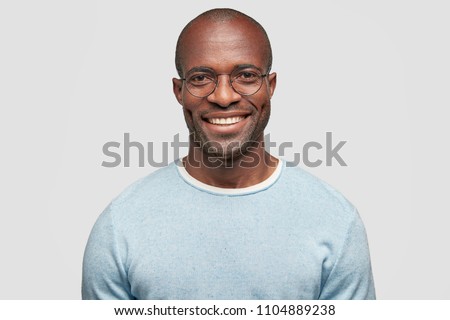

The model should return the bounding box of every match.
[175,8,273,77]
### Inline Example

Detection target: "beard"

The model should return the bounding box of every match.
[186,104,271,162]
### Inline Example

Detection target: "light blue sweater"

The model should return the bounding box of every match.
[82,160,375,299]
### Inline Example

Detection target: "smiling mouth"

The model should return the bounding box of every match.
[206,116,246,125]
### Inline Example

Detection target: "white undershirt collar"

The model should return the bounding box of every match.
[176,158,283,196]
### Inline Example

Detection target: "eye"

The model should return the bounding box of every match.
[188,74,214,86]
[234,70,260,83]
[242,72,257,79]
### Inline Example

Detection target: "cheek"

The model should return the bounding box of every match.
[182,96,205,128]
[182,108,197,132]
[182,92,204,112]
[246,94,270,113]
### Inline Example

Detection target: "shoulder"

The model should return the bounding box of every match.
[115,163,178,199]
[278,161,360,229]
[281,162,356,213]
[105,162,181,223]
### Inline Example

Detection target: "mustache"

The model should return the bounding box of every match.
[198,104,255,117]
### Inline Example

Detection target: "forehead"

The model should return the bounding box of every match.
[180,18,268,73]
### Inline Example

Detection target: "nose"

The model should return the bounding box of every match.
[206,74,241,108]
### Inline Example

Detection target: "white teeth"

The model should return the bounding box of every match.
[207,116,245,125]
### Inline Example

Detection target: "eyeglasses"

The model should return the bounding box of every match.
[181,67,268,98]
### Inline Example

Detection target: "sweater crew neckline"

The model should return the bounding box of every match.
[175,158,284,196]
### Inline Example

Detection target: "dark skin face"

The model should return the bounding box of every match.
[173,18,277,188]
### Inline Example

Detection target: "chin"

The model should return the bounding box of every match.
[201,140,241,160]
[202,137,262,163]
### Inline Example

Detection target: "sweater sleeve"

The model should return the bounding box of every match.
[319,212,376,300]
[82,205,134,300]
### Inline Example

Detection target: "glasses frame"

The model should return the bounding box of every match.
[181,67,269,98]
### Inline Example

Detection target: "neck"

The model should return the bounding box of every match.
[183,139,278,189]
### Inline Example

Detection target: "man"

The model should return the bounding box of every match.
[82,8,375,300]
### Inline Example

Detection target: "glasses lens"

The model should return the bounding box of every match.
[186,72,216,97]
[231,69,263,95]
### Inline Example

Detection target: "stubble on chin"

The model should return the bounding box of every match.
[189,129,242,160]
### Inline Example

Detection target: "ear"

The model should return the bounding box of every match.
[267,72,277,98]
[172,78,184,105]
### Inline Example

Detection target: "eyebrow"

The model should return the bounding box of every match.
[233,64,263,72]
[185,66,215,75]
[186,64,263,75]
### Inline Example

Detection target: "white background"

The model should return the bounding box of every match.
[1,0,449,299]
